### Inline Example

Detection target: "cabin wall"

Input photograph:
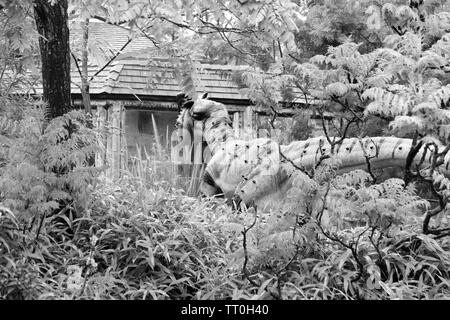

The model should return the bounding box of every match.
[95,102,125,179]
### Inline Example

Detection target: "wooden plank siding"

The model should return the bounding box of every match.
[105,102,125,179]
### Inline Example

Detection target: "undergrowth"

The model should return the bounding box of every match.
[1,98,450,300]
[237,166,450,299]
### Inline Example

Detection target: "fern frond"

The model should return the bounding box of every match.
[325,82,349,97]
[415,51,448,73]
[430,85,450,108]
[390,115,425,133]
[430,33,450,57]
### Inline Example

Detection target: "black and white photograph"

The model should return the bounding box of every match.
[0,0,450,308]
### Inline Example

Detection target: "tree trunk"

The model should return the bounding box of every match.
[81,18,91,115]
[33,0,71,119]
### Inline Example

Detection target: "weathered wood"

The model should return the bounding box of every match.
[120,104,126,172]
[105,105,113,177]
[106,102,123,179]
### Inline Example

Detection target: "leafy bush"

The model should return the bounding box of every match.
[228,160,450,299]
[0,102,243,299]
[0,99,101,224]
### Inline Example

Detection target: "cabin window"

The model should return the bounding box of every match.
[124,109,178,157]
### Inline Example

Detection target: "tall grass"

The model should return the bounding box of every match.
[118,118,205,197]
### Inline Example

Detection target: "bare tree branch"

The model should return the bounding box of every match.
[89,37,132,82]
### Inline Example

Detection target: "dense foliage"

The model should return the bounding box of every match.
[1,104,450,299]
[1,0,450,300]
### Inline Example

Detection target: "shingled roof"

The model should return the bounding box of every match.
[71,58,248,100]
[27,20,318,107]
